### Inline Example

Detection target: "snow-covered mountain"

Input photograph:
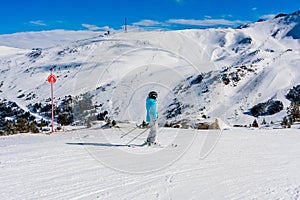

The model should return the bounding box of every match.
[1,11,300,130]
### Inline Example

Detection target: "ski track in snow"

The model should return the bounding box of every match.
[1,128,300,200]
[1,14,300,199]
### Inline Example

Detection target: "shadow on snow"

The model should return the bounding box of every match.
[66,142,144,147]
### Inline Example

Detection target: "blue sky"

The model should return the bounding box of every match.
[0,0,300,34]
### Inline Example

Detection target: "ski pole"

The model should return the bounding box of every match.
[120,126,139,138]
[126,127,150,145]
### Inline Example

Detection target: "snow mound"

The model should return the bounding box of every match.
[216,118,231,130]
[0,46,28,56]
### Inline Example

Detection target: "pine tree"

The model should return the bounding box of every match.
[6,123,16,134]
[282,116,288,128]
[252,119,259,128]
[86,118,92,128]
[0,130,5,136]
[287,101,300,122]
[17,118,29,133]
[29,121,39,133]
[57,114,69,126]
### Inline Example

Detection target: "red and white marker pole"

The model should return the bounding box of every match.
[47,69,57,134]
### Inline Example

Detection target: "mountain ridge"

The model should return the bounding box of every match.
[1,11,300,132]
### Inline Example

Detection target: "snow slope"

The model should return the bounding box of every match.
[1,128,300,199]
[1,12,300,199]
[0,46,27,57]
[0,30,103,49]
[1,11,300,127]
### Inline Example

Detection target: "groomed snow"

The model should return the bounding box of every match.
[1,128,300,199]
[1,13,300,200]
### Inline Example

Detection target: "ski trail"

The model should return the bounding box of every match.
[1,128,300,199]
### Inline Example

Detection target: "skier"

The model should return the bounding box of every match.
[145,91,158,145]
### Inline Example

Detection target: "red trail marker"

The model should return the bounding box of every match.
[47,69,57,133]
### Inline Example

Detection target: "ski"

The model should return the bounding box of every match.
[127,142,178,148]
[127,142,163,148]
[127,142,148,148]
[147,142,164,148]
[147,143,178,148]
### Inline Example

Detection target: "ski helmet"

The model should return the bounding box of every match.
[148,91,158,99]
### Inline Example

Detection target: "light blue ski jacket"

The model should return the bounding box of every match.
[146,97,158,122]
